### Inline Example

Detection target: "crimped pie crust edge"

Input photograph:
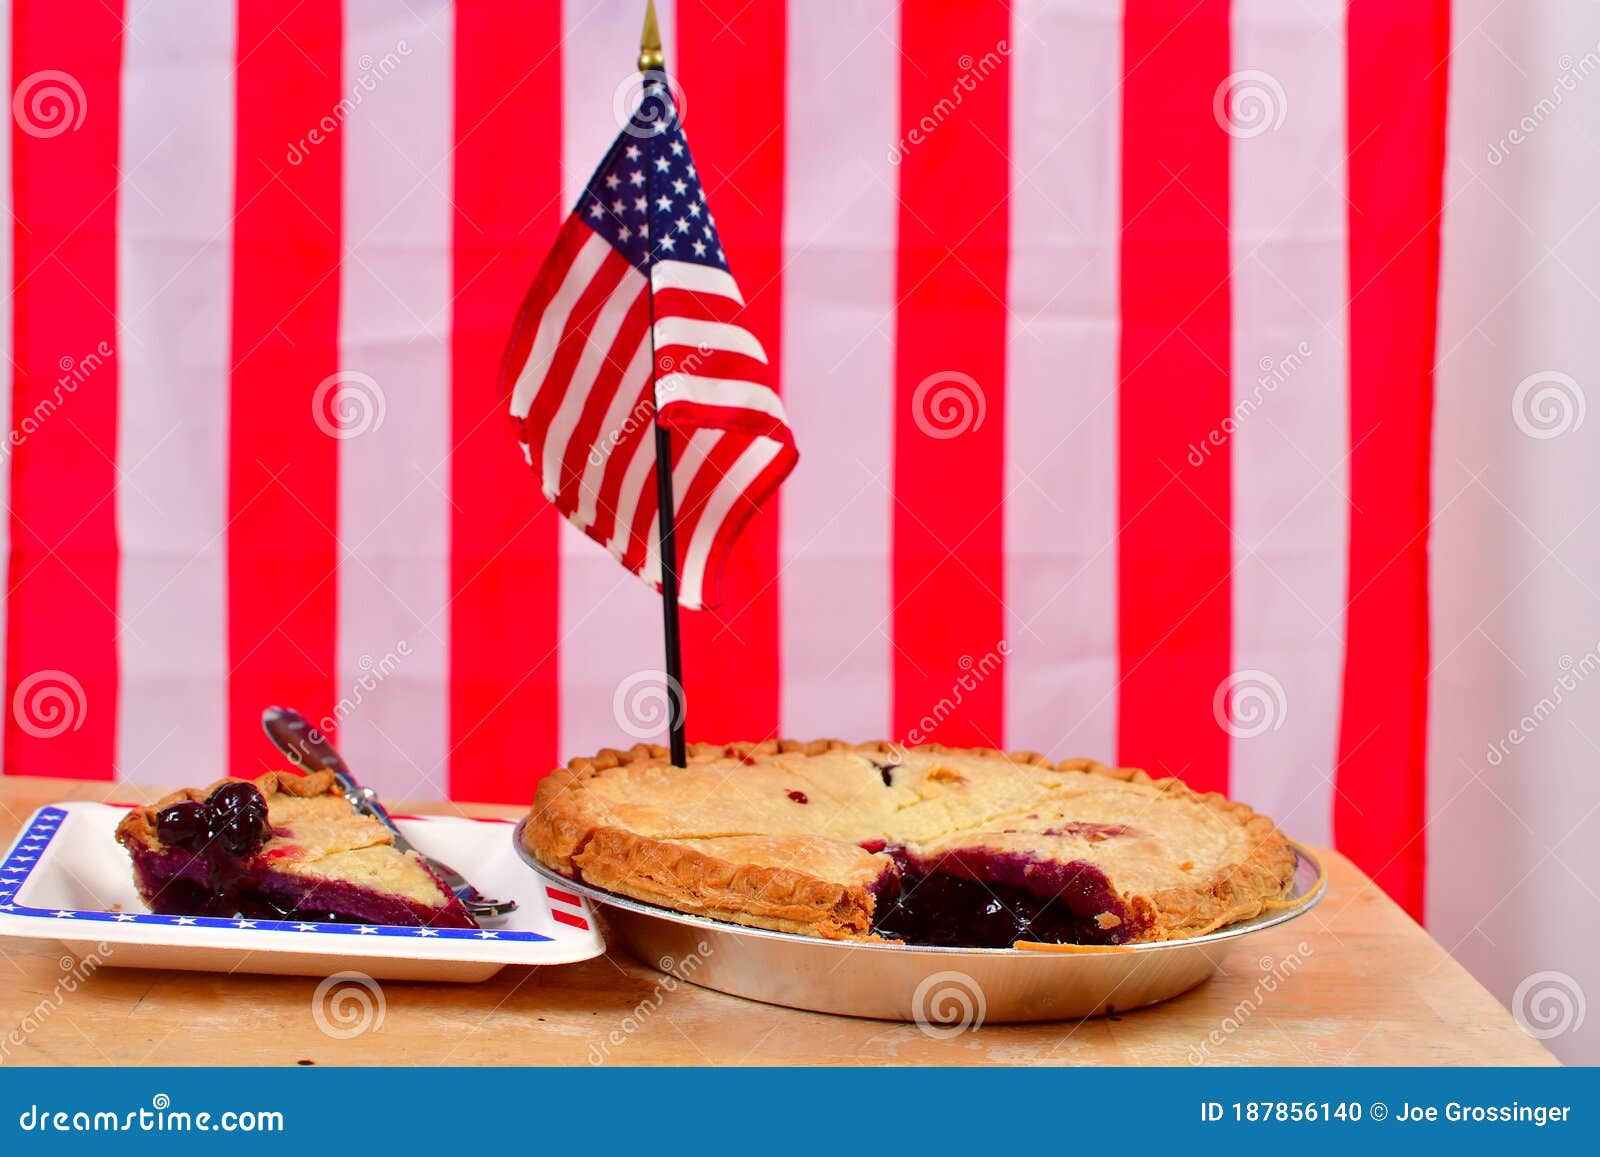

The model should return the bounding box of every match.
[524,739,1299,944]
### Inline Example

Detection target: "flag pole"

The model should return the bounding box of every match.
[640,0,687,768]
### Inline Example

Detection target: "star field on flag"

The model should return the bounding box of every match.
[502,76,796,610]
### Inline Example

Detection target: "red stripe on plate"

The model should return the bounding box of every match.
[674,0,786,735]
[1336,0,1448,919]
[1117,1,1232,793]
[545,885,582,906]
[550,910,589,930]
[227,1,342,776]
[5,1,125,779]
[891,0,1011,748]
[450,0,564,800]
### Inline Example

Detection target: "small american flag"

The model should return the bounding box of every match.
[502,73,797,610]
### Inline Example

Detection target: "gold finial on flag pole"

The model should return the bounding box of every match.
[638,0,664,73]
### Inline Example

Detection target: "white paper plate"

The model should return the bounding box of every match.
[0,802,605,982]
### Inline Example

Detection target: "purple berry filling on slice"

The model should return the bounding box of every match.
[153,800,209,851]
[241,871,477,926]
[116,773,477,930]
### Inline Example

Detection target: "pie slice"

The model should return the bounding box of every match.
[115,771,477,929]
[526,740,1297,948]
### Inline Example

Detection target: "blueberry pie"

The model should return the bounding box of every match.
[526,741,1296,948]
[115,771,477,928]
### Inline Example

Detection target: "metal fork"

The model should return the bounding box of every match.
[260,706,518,919]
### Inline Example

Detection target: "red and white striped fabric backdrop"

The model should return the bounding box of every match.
[0,0,1441,887]
[27,1,1600,1044]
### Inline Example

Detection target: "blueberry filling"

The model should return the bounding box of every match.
[133,781,474,928]
[868,845,1133,948]
[146,783,274,912]
[155,782,273,858]
[153,800,207,849]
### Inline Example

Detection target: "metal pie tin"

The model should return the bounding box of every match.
[513,821,1325,1023]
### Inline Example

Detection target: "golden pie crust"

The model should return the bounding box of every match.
[525,739,1299,946]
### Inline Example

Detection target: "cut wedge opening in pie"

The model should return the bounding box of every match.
[525,740,1297,948]
[115,771,477,929]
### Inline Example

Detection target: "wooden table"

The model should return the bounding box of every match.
[0,776,1556,1066]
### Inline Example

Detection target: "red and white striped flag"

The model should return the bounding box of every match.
[501,72,796,610]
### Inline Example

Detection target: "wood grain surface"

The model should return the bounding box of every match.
[0,776,1556,1066]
